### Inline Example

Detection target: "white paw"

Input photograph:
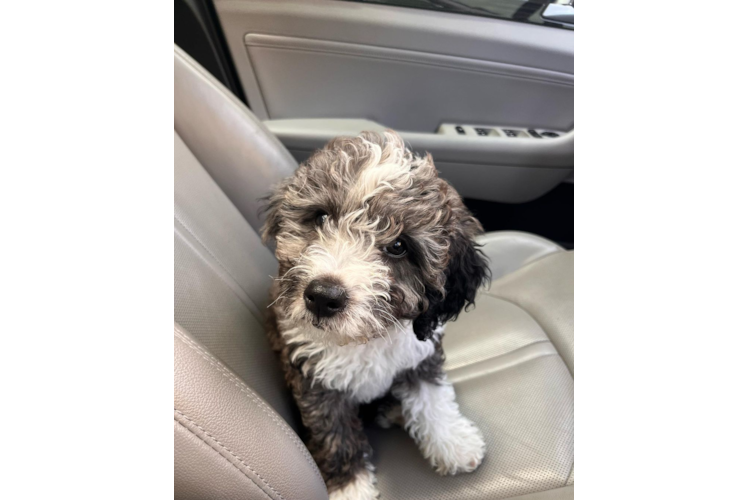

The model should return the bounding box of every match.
[328,467,380,500]
[421,415,486,476]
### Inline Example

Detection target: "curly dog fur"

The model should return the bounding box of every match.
[262,131,490,499]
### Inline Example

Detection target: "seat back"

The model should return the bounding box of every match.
[174,128,293,422]
[174,44,296,234]
[174,46,327,500]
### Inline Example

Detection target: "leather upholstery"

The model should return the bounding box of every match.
[175,130,297,427]
[368,251,575,500]
[476,231,563,280]
[174,323,328,500]
[487,251,574,375]
[174,45,297,234]
[173,44,573,500]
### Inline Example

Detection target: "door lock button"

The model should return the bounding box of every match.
[455,126,466,135]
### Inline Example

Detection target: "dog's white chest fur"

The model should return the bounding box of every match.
[286,321,439,403]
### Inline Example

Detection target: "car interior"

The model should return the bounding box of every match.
[174,1,573,498]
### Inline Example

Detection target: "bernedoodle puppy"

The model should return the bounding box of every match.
[262,131,491,500]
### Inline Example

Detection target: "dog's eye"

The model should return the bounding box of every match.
[383,239,407,258]
[315,212,329,227]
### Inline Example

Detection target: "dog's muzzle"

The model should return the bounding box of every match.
[304,279,348,318]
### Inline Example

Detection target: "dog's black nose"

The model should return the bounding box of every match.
[304,279,348,318]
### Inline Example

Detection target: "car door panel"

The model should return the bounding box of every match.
[245,34,573,132]
[215,0,573,202]
[265,117,572,203]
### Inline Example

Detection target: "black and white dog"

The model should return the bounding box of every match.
[262,131,491,499]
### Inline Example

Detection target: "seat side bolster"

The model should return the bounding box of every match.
[477,231,563,282]
[174,45,298,235]
[488,251,574,376]
[174,323,328,500]
[175,419,279,500]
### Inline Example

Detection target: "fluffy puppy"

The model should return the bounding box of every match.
[262,131,490,500]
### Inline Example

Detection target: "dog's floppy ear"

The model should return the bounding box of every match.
[413,197,491,341]
[260,179,290,244]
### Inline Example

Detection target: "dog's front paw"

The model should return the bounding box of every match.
[328,467,380,500]
[421,415,486,476]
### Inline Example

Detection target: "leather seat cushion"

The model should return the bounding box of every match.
[486,251,574,375]
[367,247,574,500]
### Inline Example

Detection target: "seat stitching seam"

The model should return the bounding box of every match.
[174,215,248,299]
[175,330,322,480]
[450,352,560,383]
[445,339,552,371]
[175,328,326,487]
[174,216,264,322]
[481,293,573,377]
[175,412,277,500]
[485,251,570,291]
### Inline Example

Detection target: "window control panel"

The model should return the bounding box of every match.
[440,124,564,139]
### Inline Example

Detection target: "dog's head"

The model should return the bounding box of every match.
[262,131,490,345]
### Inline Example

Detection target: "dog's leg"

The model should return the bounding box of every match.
[393,352,486,475]
[294,381,379,500]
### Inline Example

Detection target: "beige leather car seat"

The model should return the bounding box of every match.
[174,45,574,500]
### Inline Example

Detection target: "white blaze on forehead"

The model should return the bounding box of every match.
[345,138,418,209]
[350,160,413,205]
